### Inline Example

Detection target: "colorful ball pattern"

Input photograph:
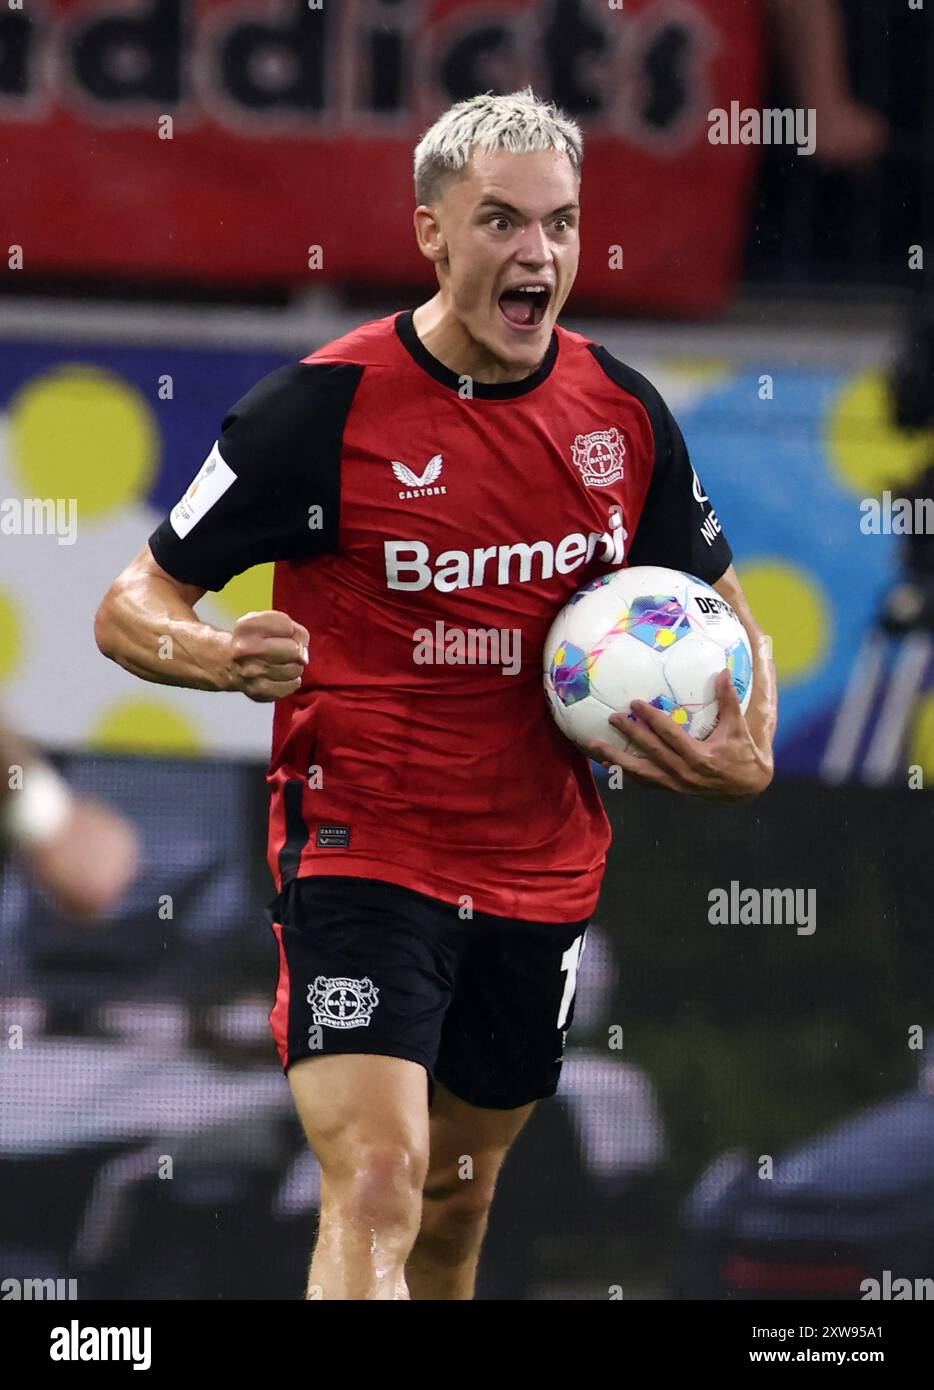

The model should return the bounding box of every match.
[544,565,754,758]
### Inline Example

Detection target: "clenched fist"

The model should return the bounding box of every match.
[228,610,310,703]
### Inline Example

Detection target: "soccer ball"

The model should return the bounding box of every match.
[543,565,754,758]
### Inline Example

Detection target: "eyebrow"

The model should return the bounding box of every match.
[476,197,580,218]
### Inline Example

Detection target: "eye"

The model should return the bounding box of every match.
[488,214,511,231]
[553,217,572,232]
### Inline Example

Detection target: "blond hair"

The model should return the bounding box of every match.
[413,86,583,205]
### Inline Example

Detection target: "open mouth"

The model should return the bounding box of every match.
[498,284,551,330]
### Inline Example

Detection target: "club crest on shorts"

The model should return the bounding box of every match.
[571,427,625,487]
[307,975,380,1029]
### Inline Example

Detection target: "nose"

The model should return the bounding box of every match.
[515,221,551,269]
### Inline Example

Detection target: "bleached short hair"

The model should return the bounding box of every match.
[413,87,583,206]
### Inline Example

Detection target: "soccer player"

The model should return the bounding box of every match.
[95,88,777,1301]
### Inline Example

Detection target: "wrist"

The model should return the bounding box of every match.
[210,628,240,693]
[746,747,775,797]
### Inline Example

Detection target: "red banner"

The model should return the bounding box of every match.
[2,0,765,314]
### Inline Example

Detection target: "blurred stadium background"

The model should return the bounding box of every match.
[2,0,934,1300]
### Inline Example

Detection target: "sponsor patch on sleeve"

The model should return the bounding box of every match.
[170,442,237,538]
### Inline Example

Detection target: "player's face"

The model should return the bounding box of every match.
[434,148,580,371]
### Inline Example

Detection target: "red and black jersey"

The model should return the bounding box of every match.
[149,310,732,922]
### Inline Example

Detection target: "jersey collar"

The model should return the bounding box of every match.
[395,310,559,399]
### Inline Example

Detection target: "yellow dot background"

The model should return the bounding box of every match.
[735,559,829,683]
[9,366,159,519]
[827,369,934,497]
[909,695,934,784]
[87,699,203,755]
[0,588,24,683]
[212,564,274,621]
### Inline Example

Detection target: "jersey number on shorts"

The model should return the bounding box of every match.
[557,933,586,1030]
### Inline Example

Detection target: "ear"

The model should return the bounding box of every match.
[413,205,447,265]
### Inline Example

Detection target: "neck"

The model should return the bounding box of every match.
[411,293,544,384]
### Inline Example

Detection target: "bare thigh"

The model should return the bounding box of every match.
[424,1080,535,1198]
[288,1052,431,1184]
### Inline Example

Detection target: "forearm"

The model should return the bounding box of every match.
[95,574,233,693]
[713,568,778,760]
[745,629,778,760]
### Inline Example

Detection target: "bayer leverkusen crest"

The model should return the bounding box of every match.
[571,428,625,487]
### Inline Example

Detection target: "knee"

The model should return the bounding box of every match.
[419,1175,497,1255]
[327,1142,428,1237]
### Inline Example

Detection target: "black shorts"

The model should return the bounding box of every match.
[266,876,589,1110]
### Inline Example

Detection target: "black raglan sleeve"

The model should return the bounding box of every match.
[587,345,733,585]
[148,361,363,592]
